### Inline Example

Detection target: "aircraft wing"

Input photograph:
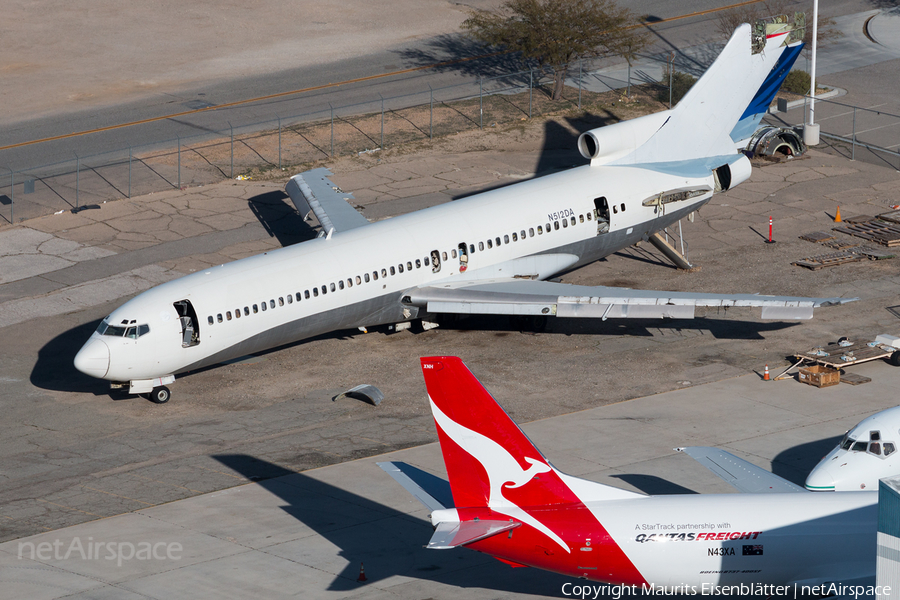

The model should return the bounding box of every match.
[284,168,369,236]
[405,280,855,321]
[676,447,807,493]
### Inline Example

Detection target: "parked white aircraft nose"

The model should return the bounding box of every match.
[805,465,837,491]
[74,338,110,379]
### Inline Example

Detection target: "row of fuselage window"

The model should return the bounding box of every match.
[205,210,599,327]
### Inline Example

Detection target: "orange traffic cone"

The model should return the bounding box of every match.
[764,364,770,381]
[357,562,368,582]
[835,206,842,223]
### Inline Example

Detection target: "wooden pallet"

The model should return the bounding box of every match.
[821,239,859,250]
[792,251,865,270]
[844,214,877,224]
[834,221,900,247]
[840,372,872,385]
[878,209,900,225]
[854,246,897,260]
[799,231,834,243]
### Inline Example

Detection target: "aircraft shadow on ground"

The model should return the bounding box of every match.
[212,454,571,595]
[30,317,113,395]
[771,435,843,486]
[247,190,318,247]
[609,474,699,495]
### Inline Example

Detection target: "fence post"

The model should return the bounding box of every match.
[277,116,282,169]
[851,107,857,161]
[330,103,334,157]
[479,77,483,129]
[380,94,384,149]
[429,85,433,140]
[177,136,181,189]
[578,60,583,109]
[9,169,13,224]
[75,153,80,210]
[229,123,234,179]
[529,67,533,119]
[668,54,674,109]
[128,147,132,198]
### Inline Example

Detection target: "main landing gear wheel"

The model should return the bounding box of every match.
[889,351,900,367]
[150,386,171,404]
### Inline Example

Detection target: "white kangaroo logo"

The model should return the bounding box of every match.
[430,397,570,553]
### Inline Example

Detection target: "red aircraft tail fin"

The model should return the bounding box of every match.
[420,356,561,510]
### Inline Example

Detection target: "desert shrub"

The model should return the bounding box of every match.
[658,71,697,105]
[782,70,811,95]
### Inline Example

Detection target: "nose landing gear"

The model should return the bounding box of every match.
[149,386,171,404]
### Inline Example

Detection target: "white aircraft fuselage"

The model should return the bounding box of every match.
[75,162,712,390]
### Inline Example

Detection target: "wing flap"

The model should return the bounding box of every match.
[407,280,854,321]
[677,447,806,493]
[427,519,520,550]
[284,168,369,236]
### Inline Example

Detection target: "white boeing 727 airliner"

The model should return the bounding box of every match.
[75,20,852,403]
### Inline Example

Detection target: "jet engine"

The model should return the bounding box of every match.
[577,110,672,165]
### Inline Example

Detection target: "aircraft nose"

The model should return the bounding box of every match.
[74,338,110,379]
[805,466,835,491]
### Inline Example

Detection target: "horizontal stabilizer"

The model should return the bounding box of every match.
[677,447,807,493]
[377,462,451,512]
[427,519,520,550]
[284,168,369,237]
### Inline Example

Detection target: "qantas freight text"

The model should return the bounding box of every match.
[633,531,761,543]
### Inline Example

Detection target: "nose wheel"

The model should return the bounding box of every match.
[149,386,171,404]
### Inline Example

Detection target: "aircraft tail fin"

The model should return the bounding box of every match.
[609,17,804,166]
[420,356,638,511]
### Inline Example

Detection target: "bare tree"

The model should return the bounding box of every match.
[462,0,650,101]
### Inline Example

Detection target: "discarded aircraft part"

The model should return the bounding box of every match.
[334,384,384,406]
[388,322,412,332]
[421,320,440,331]
[747,125,806,157]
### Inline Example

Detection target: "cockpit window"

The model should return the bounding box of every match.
[840,435,853,451]
[97,319,149,338]
[870,431,881,441]
[869,443,881,456]
[885,443,896,457]
[851,441,867,452]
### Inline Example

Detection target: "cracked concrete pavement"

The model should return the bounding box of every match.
[1,118,899,546]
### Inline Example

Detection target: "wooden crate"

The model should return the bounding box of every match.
[798,365,841,388]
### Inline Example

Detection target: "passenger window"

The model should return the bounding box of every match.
[512,232,518,241]
[253,304,259,313]
[381,269,387,278]
[554,221,559,230]
[339,280,344,290]
[347,278,352,288]
[373,271,378,281]
[571,217,576,226]
[322,285,328,294]
[469,244,475,253]
[304,291,310,299]
[495,237,501,246]
[261,302,267,311]
[424,257,430,266]
[208,316,214,325]
[407,262,412,270]
[538,225,543,235]
[478,242,484,251]
[415,259,421,268]
[270,300,275,309]
[313,288,319,297]
[226,311,232,321]
[287,295,292,304]
[621,203,626,212]
[244,307,250,316]
[218,314,223,322]
[587,212,592,220]
[529,228,534,237]
[451,249,457,259]
[520,230,526,239]
[613,205,618,214]
[579,215,584,223]
[504,234,509,244]
[546,222,551,232]
[443,251,448,260]
[330,283,335,292]
[357,275,363,284]
[487,239,493,249]
[235,308,241,318]
[365,273,370,282]
[885,443,896,456]
[562,219,568,228]
[278,297,284,307]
